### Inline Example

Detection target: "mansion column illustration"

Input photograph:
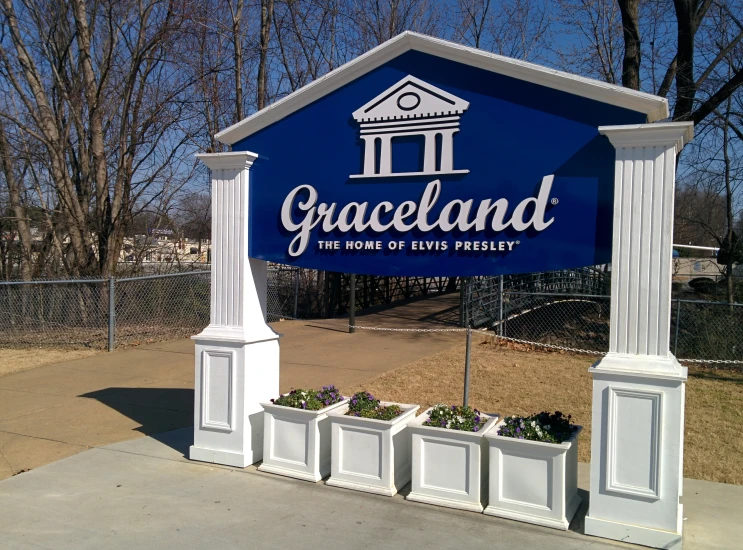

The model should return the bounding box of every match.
[352,75,470,178]
[379,134,393,175]
[190,151,280,468]
[585,122,693,550]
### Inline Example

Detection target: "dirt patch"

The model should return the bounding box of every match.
[348,335,743,485]
[0,348,100,377]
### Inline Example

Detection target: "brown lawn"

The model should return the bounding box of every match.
[347,335,743,485]
[0,347,100,377]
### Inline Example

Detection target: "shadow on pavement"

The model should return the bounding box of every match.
[80,387,194,455]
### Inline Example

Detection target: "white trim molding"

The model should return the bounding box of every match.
[200,350,236,432]
[195,151,259,171]
[605,388,662,500]
[215,32,669,145]
[599,122,693,152]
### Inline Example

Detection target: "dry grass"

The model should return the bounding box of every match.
[0,347,100,377]
[348,335,743,485]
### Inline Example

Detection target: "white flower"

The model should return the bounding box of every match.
[512,415,516,419]
[544,425,551,430]
[531,421,536,428]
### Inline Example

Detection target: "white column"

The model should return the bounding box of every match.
[439,129,457,172]
[361,136,375,176]
[189,151,280,468]
[423,131,437,173]
[379,135,392,175]
[586,122,693,550]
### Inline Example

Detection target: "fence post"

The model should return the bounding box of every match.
[463,327,472,406]
[293,268,299,319]
[674,299,681,356]
[349,273,356,334]
[108,277,115,352]
[498,275,504,337]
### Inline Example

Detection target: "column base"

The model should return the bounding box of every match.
[191,327,280,468]
[585,513,683,549]
[189,445,260,468]
[587,354,686,549]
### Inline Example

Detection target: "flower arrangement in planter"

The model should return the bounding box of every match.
[271,387,344,411]
[259,386,348,482]
[484,411,582,530]
[326,391,419,496]
[346,391,403,420]
[406,404,499,512]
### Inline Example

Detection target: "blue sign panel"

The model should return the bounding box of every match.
[234,50,645,276]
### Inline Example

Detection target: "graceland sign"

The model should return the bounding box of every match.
[218,43,665,276]
[193,32,693,550]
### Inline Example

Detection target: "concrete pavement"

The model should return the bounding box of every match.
[0,427,619,550]
[1,292,742,548]
[2,426,741,550]
[0,294,464,479]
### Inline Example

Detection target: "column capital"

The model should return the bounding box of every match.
[195,151,259,171]
[599,121,693,152]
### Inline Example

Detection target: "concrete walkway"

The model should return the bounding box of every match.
[0,294,464,480]
[1,427,741,549]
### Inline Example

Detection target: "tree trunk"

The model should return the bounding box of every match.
[721,99,734,305]
[618,0,641,90]
[232,0,245,122]
[257,0,275,110]
[672,0,696,120]
[0,124,33,280]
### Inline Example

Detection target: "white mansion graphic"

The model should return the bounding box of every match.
[351,75,470,178]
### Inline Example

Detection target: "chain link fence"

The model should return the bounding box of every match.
[1,267,741,365]
[0,272,210,349]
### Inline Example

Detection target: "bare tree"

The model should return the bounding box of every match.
[0,0,198,277]
[0,121,32,280]
[554,0,624,84]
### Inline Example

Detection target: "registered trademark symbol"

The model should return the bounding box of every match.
[516,241,521,245]
[551,198,559,205]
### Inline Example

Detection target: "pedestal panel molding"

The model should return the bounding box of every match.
[200,349,236,432]
[606,387,662,500]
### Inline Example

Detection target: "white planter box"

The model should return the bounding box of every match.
[406,408,499,512]
[258,398,349,482]
[484,423,583,530]
[326,402,419,496]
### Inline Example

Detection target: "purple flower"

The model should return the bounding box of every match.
[516,428,521,433]
[518,436,524,439]
[473,426,479,432]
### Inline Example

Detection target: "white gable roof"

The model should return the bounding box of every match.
[352,75,469,122]
[216,32,669,145]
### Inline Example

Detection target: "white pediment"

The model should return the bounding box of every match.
[215,32,669,145]
[352,76,469,122]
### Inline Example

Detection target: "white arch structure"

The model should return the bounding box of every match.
[190,32,694,550]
